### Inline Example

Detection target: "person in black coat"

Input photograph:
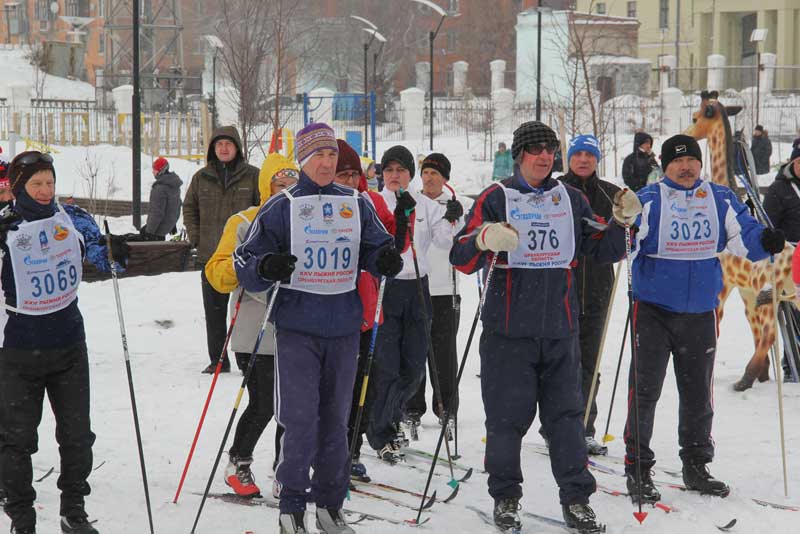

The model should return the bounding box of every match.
[622,132,659,192]
[142,157,182,240]
[751,125,773,176]
[559,134,621,456]
[764,147,800,243]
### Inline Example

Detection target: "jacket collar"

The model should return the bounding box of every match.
[561,170,598,189]
[298,171,338,194]
[662,177,702,190]
[513,168,558,193]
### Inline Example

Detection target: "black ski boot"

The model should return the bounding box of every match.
[377,443,403,465]
[0,487,6,507]
[439,415,455,441]
[561,504,606,533]
[404,413,421,441]
[60,516,99,534]
[682,462,730,497]
[11,524,36,534]
[626,470,661,504]
[393,424,409,450]
[279,511,308,534]
[492,497,521,533]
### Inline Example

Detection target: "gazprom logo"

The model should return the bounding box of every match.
[304,225,328,235]
[24,255,48,266]
[510,208,541,221]
[670,202,688,214]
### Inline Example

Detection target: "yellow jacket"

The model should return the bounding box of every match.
[205,153,298,293]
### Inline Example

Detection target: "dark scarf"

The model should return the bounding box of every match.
[14,190,57,221]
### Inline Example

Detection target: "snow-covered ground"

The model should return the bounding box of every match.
[5,267,798,533]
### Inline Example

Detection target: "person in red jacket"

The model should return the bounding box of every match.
[333,140,395,483]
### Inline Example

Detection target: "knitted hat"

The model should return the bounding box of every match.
[153,157,169,175]
[8,151,56,196]
[755,124,765,133]
[295,123,338,168]
[381,145,415,178]
[567,134,601,162]
[791,145,800,163]
[420,153,451,180]
[511,121,559,160]
[660,134,702,171]
[336,139,362,174]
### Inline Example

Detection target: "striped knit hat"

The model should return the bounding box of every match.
[295,123,338,168]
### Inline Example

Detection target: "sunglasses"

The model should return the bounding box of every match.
[272,168,299,182]
[524,143,559,156]
[15,152,54,166]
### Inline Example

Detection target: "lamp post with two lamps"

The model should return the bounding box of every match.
[351,16,386,157]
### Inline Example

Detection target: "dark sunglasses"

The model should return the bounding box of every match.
[524,143,558,156]
[15,152,54,166]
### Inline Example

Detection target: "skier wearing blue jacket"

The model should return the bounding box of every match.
[623,134,785,504]
[233,123,402,534]
[451,121,638,534]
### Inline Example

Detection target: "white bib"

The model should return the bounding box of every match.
[285,190,361,295]
[654,181,720,260]
[6,205,83,315]
[503,183,576,269]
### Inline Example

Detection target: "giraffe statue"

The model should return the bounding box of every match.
[685,90,795,391]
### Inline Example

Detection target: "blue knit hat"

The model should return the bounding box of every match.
[567,134,602,162]
[791,144,800,163]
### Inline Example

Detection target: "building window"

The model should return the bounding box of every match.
[659,0,669,29]
[7,4,28,36]
[627,1,636,18]
[596,2,606,15]
[447,0,459,14]
[446,30,456,51]
[66,0,90,17]
[35,0,51,20]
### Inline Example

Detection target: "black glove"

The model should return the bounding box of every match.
[375,246,403,277]
[258,252,297,281]
[443,199,464,223]
[108,234,131,268]
[0,206,22,243]
[745,198,756,217]
[761,227,786,254]
[394,190,416,218]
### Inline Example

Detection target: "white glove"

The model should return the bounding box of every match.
[612,189,642,225]
[476,222,519,252]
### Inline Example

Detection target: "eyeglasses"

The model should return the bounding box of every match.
[15,152,54,166]
[524,143,558,156]
[335,170,361,182]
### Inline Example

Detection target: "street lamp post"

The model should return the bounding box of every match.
[750,28,768,128]
[351,16,385,156]
[411,0,447,151]
[536,0,543,121]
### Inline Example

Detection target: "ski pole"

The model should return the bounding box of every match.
[413,254,498,525]
[583,261,622,430]
[173,289,245,503]
[444,182,461,459]
[770,256,790,497]
[346,276,387,481]
[623,223,648,524]
[191,282,280,534]
[406,229,459,488]
[600,311,630,444]
[103,221,155,534]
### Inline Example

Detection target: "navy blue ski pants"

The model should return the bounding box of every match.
[273,329,358,513]
[624,301,717,472]
[480,330,596,505]
[366,277,432,450]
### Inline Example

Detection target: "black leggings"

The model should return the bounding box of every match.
[229,353,282,463]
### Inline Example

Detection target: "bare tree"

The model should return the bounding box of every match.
[25,43,50,100]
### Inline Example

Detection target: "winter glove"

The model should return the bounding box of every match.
[612,188,643,225]
[443,199,464,223]
[475,222,519,252]
[394,190,416,218]
[375,246,403,277]
[258,252,297,281]
[0,205,22,243]
[108,234,132,268]
[761,227,786,254]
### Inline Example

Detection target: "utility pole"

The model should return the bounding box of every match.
[132,0,142,229]
[675,0,681,89]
